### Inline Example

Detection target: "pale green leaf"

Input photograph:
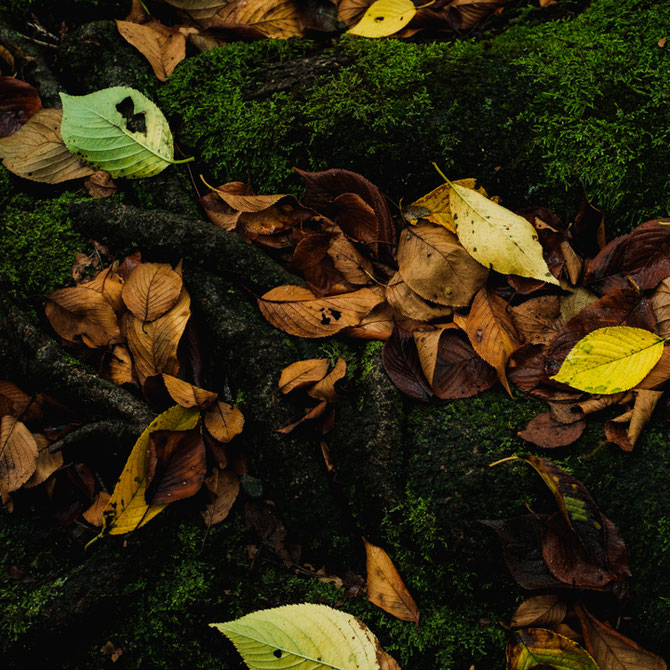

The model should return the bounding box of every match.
[551,326,665,394]
[450,181,559,285]
[211,603,396,669]
[60,87,181,179]
[347,0,416,38]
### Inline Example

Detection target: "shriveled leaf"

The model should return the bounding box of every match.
[518,412,586,448]
[278,359,330,394]
[364,537,420,624]
[116,20,186,81]
[96,405,199,538]
[201,470,240,527]
[0,417,39,496]
[145,430,207,505]
[465,288,521,394]
[258,286,383,338]
[122,262,183,321]
[82,491,111,526]
[211,603,398,669]
[386,273,452,322]
[205,401,244,442]
[450,181,558,285]
[348,0,416,37]
[60,87,178,179]
[343,302,395,340]
[510,595,567,629]
[24,434,62,488]
[126,288,191,383]
[382,325,433,401]
[162,373,217,409]
[397,222,488,307]
[0,109,94,183]
[0,75,41,137]
[575,604,667,670]
[507,628,598,670]
[45,286,121,348]
[551,326,664,394]
[308,357,347,402]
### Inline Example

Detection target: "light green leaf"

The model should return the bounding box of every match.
[211,603,399,669]
[551,326,665,394]
[449,181,559,285]
[60,87,188,179]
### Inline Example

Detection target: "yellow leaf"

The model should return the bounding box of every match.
[449,181,559,285]
[94,405,199,540]
[347,0,416,38]
[507,628,598,670]
[551,326,665,394]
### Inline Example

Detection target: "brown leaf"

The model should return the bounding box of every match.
[122,262,183,322]
[0,75,41,137]
[278,359,330,394]
[125,288,191,383]
[397,223,488,307]
[651,277,670,338]
[145,430,207,505]
[84,170,117,198]
[465,288,521,395]
[450,0,508,30]
[386,272,453,322]
[0,381,38,420]
[575,604,667,670]
[638,346,670,389]
[510,595,567,629]
[201,470,240,527]
[605,389,662,451]
[24,433,62,488]
[342,301,395,340]
[327,230,375,286]
[511,295,564,346]
[337,0,371,26]
[205,401,244,442]
[276,400,328,434]
[214,0,304,38]
[0,109,94,183]
[308,357,347,402]
[116,20,186,81]
[82,491,112,526]
[162,373,218,409]
[45,286,122,348]
[106,345,136,386]
[363,537,420,624]
[0,416,38,496]
[83,266,125,313]
[257,285,383,337]
[518,412,586,448]
[382,325,433,401]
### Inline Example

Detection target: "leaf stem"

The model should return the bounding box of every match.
[431,161,452,186]
[171,156,195,165]
[416,0,436,8]
[489,455,519,468]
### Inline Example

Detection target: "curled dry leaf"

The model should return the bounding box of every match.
[651,277,670,338]
[0,416,39,497]
[0,109,94,183]
[386,273,453,322]
[397,222,488,307]
[0,75,41,137]
[161,373,216,409]
[278,358,330,394]
[363,537,420,624]
[205,401,244,442]
[258,285,383,338]
[308,357,347,402]
[82,491,111,527]
[343,301,396,340]
[201,470,240,527]
[24,433,62,488]
[517,411,586,448]
[605,389,663,451]
[122,262,183,322]
[161,0,226,20]
[116,20,186,81]
[45,286,122,348]
[510,595,567,630]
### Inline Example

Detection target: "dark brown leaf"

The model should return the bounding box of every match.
[382,325,433,401]
[0,75,41,137]
[518,412,586,448]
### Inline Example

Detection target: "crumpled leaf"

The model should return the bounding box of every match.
[510,595,567,629]
[0,416,39,497]
[551,326,665,394]
[201,470,240,527]
[0,75,41,137]
[604,389,663,451]
[0,109,94,183]
[258,286,383,338]
[60,87,180,179]
[450,180,559,285]
[364,537,420,624]
[507,628,598,670]
[348,0,417,38]
[211,603,400,669]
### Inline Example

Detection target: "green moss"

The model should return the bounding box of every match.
[0,192,87,301]
[160,0,670,231]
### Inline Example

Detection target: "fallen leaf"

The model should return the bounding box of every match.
[518,411,586,448]
[116,20,186,81]
[338,0,373,26]
[0,416,39,497]
[0,109,94,183]
[278,359,330,394]
[397,222,488,307]
[308,357,347,402]
[205,401,244,442]
[382,325,433,401]
[84,170,117,198]
[122,262,183,321]
[605,389,663,451]
[511,296,564,346]
[0,381,38,419]
[24,433,62,488]
[364,537,420,624]
[510,595,567,629]
[258,285,383,337]
[348,0,417,38]
[276,400,328,434]
[450,180,559,285]
[575,604,667,670]
[327,230,376,285]
[107,345,136,386]
[0,75,41,137]
[82,491,112,526]
[386,273,453,322]
[201,470,240,526]
[83,266,125,313]
[342,302,396,340]
[45,286,122,348]
[506,628,598,670]
[162,0,227,20]
[162,373,217,409]
[215,0,304,39]
[651,277,670,338]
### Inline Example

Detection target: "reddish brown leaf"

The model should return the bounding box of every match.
[518,411,586,448]
[511,295,564,346]
[84,170,117,198]
[382,325,433,401]
[0,75,41,137]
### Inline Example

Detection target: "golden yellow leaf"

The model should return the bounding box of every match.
[450,181,559,285]
[348,0,416,38]
[551,326,665,394]
[122,262,183,322]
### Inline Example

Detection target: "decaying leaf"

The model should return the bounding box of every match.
[651,277,670,338]
[0,75,41,137]
[214,0,305,39]
[364,537,420,624]
[201,470,240,527]
[605,389,663,451]
[205,401,244,442]
[507,628,598,670]
[510,595,567,629]
[0,417,39,496]
[107,345,136,386]
[511,295,564,346]
[278,359,330,394]
[122,262,183,321]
